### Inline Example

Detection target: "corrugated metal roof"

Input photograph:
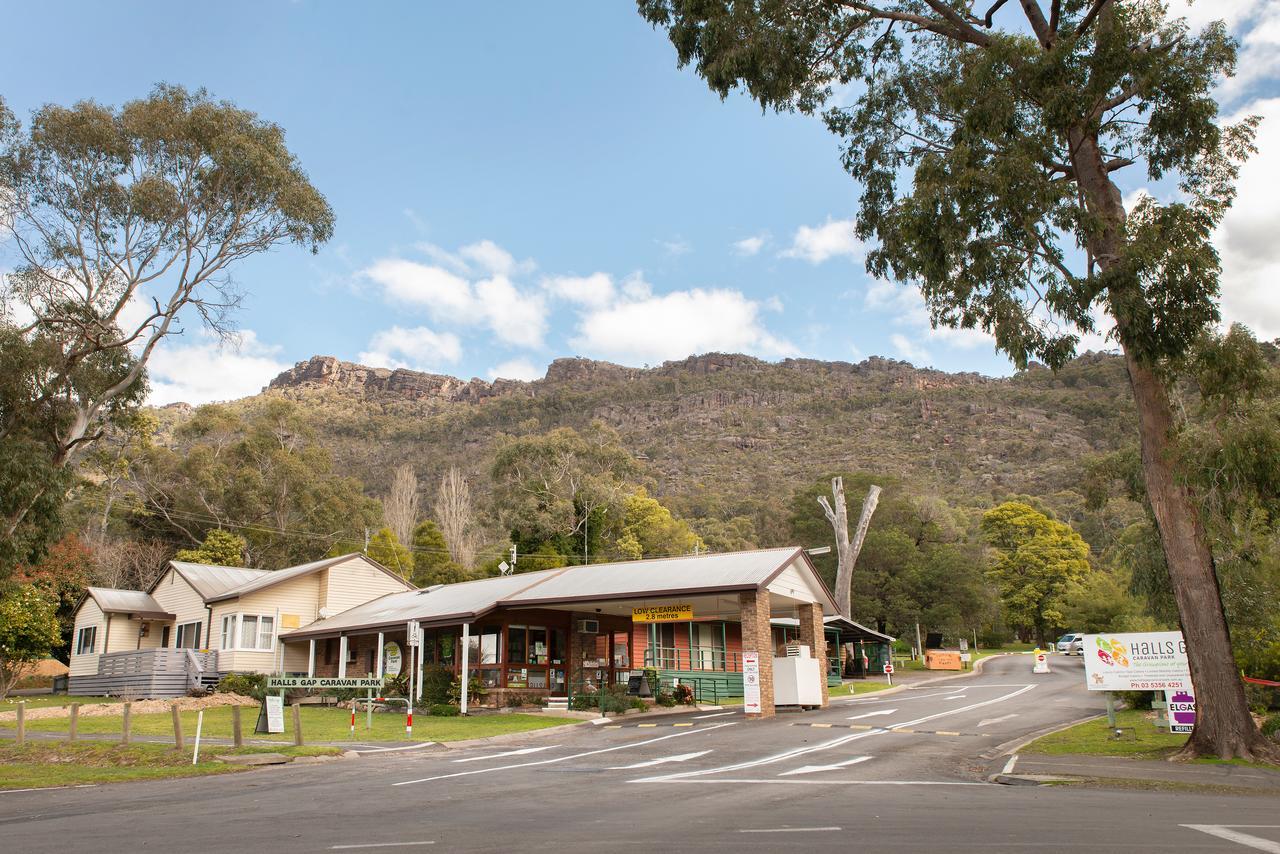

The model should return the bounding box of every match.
[283,570,559,639]
[169,562,269,599]
[285,548,818,640]
[773,614,895,644]
[499,548,803,605]
[85,587,174,619]
[203,553,413,603]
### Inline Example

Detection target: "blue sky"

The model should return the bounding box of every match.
[2,2,1277,404]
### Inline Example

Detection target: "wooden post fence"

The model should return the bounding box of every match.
[121,702,132,745]
[15,701,24,744]
[171,703,184,751]
[232,705,244,747]
[68,703,79,742]
[292,703,303,746]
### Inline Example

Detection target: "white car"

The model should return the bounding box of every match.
[1056,633,1085,655]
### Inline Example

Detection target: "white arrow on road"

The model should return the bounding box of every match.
[453,746,560,763]
[977,714,1019,728]
[778,756,872,776]
[608,750,712,770]
[847,709,897,721]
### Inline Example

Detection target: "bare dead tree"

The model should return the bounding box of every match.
[434,466,476,570]
[818,477,881,618]
[384,463,419,547]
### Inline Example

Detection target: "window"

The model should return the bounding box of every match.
[175,622,202,649]
[75,626,97,655]
[220,614,276,651]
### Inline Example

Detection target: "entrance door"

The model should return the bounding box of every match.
[695,623,717,670]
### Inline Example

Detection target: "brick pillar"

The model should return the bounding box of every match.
[797,602,830,708]
[739,589,775,719]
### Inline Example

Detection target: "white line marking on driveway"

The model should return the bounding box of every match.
[354,742,436,754]
[693,711,736,719]
[1002,754,1018,775]
[944,695,967,701]
[644,778,983,787]
[608,750,712,770]
[0,784,98,794]
[633,685,1035,783]
[978,714,1018,728]
[739,827,842,833]
[452,745,559,763]
[1181,825,1280,852]
[778,756,872,776]
[847,709,896,720]
[330,842,435,850]
[392,722,737,786]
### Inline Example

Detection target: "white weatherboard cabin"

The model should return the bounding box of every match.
[68,553,415,697]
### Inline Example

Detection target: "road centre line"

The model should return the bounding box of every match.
[330,843,435,850]
[1181,825,1280,853]
[632,685,1036,783]
[392,722,737,786]
[739,827,842,833]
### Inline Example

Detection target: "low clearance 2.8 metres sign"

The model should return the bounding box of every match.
[1082,631,1191,691]
[632,604,694,623]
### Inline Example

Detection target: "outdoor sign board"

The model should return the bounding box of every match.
[265,695,285,733]
[266,676,384,689]
[1166,688,1196,734]
[407,620,420,647]
[632,604,694,623]
[743,652,762,714]
[383,641,402,678]
[1082,631,1190,691]
[959,638,968,651]
[883,663,894,674]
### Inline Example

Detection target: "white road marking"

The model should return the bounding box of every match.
[847,709,896,721]
[778,756,872,776]
[608,750,712,770]
[1002,754,1018,775]
[330,843,435,850]
[392,722,737,786]
[835,688,964,704]
[1181,825,1280,853]
[354,742,436,754]
[739,827,842,833]
[645,778,983,786]
[0,784,98,794]
[633,685,1035,783]
[978,714,1018,728]
[944,695,967,701]
[693,711,736,719]
[452,745,559,763]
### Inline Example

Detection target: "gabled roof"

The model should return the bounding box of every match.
[155,553,414,604]
[772,614,895,644]
[82,587,174,621]
[284,547,837,641]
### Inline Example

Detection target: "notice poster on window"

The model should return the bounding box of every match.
[743,652,762,715]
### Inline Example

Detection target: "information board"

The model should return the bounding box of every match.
[383,642,402,678]
[265,695,285,733]
[266,676,383,690]
[743,652,762,714]
[632,604,694,623]
[1082,631,1191,691]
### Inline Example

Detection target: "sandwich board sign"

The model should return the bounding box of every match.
[255,695,285,734]
[743,652,762,714]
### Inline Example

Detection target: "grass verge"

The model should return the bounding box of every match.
[830,681,894,697]
[1023,709,1190,759]
[0,741,340,790]
[21,705,578,743]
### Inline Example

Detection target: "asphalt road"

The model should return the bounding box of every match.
[4,655,1279,853]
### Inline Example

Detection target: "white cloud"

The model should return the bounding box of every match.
[146,329,288,406]
[358,325,463,372]
[782,218,866,264]
[733,234,766,256]
[659,237,692,256]
[488,358,544,382]
[620,272,653,300]
[1217,97,1280,339]
[459,239,535,277]
[362,248,548,348]
[891,333,931,365]
[542,272,616,308]
[570,288,796,365]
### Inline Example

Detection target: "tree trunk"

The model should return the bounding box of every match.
[1121,349,1278,761]
[818,479,881,618]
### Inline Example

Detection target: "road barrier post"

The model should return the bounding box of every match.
[232,704,244,747]
[171,703,184,751]
[292,702,303,746]
[192,710,204,765]
[68,703,79,742]
[121,702,132,745]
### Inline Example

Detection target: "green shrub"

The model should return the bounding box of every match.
[629,697,647,711]
[448,676,488,706]
[421,666,453,705]
[382,672,409,698]
[429,703,460,717]
[1115,690,1154,710]
[1262,713,1280,740]
[217,672,266,700]
[655,690,677,707]
[673,683,695,705]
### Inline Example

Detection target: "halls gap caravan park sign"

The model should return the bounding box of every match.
[1082,631,1191,692]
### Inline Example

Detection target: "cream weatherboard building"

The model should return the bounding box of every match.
[68,554,414,696]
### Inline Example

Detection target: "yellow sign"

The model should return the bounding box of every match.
[280,614,301,629]
[632,604,694,623]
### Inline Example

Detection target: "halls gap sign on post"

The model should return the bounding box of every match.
[266,676,384,690]
[1082,632,1191,691]
[743,652,762,714]
[632,604,694,623]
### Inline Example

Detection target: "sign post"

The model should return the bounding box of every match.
[883,661,894,686]
[406,620,419,736]
[743,652,761,715]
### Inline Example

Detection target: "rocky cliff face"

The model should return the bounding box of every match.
[267,356,527,403]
